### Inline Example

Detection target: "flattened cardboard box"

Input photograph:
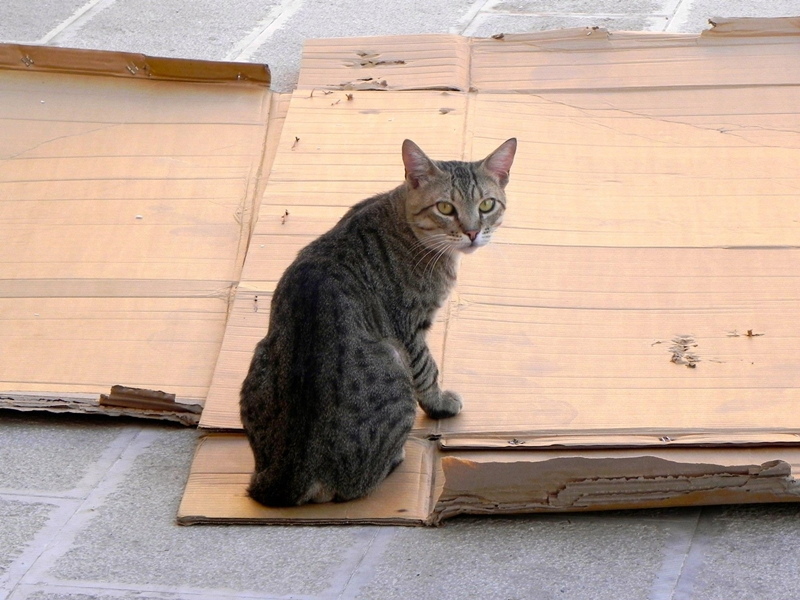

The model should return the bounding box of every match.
[180,19,800,524]
[0,44,285,424]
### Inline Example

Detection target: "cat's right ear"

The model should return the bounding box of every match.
[402,139,439,189]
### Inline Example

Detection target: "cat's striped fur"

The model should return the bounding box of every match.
[240,138,517,506]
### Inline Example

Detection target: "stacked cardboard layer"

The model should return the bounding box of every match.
[3,20,800,522]
[181,19,800,524]
[0,45,283,424]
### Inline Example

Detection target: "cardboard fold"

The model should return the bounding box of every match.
[177,434,800,525]
[178,434,435,525]
[185,20,800,523]
[1,45,278,422]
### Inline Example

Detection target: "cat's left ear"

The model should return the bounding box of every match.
[480,138,517,188]
[402,139,441,189]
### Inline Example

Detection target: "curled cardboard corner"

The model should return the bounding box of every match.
[431,452,800,524]
[0,391,200,426]
[99,385,202,414]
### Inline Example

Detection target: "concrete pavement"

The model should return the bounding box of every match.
[3,1,800,598]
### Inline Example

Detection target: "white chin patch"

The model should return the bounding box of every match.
[459,244,480,254]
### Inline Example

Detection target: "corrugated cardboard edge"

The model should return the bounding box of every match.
[0,43,270,85]
[705,16,800,36]
[0,392,200,426]
[177,434,800,526]
[439,431,800,451]
[431,449,800,524]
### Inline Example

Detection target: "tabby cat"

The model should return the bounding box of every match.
[240,137,517,506]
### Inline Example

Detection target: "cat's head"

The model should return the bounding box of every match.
[401,138,517,254]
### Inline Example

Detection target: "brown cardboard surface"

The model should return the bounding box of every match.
[1,45,281,423]
[178,433,800,525]
[200,89,464,430]
[178,434,436,525]
[185,19,800,522]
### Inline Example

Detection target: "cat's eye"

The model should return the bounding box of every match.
[436,201,455,216]
[478,198,496,213]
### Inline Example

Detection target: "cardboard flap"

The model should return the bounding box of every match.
[704,17,800,37]
[178,434,437,525]
[0,43,269,84]
[432,447,800,522]
[1,46,280,421]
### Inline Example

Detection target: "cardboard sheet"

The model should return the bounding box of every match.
[181,18,800,523]
[0,45,282,423]
[178,434,800,525]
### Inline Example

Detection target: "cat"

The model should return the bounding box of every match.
[239,137,517,506]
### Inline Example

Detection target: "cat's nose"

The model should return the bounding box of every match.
[464,230,479,242]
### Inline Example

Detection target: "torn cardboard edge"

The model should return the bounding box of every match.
[0,43,270,84]
[177,433,800,526]
[297,17,800,93]
[436,431,800,451]
[1,391,201,426]
[99,385,202,415]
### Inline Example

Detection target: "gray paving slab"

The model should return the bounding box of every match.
[38,427,375,597]
[0,499,53,580]
[355,512,682,600]
[673,504,800,600]
[0,413,136,496]
[467,13,666,37]
[0,1,88,43]
[46,0,284,61]
[671,0,800,32]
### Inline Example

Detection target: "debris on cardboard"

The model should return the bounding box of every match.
[179,18,800,524]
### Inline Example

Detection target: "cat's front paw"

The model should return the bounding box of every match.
[423,390,463,419]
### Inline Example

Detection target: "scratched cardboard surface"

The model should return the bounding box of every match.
[183,20,800,523]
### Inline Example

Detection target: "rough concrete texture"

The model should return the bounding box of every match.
[356,514,671,600]
[0,500,53,579]
[45,428,369,596]
[48,0,284,61]
[468,13,666,37]
[675,0,800,32]
[4,1,800,599]
[0,414,131,495]
[0,0,88,43]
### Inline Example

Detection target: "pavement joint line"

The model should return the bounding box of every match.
[334,527,397,600]
[665,0,695,32]
[225,0,306,63]
[69,426,143,499]
[452,0,495,35]
[646,508,702,600]
[11,426,155,590]
[669,507,720,600]
[0,498,80,598]
[0,426,141,501]
[7,581,327,600]
[36,0,119,45]
[483,11,676,17]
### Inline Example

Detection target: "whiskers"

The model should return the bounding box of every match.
[407,234,455,280]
